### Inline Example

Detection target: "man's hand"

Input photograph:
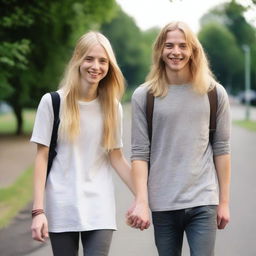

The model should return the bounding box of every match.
[217,202,230,229]
[126,200,151,231]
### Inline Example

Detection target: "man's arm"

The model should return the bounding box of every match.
[126,160,150,230]
[214,154,231,229]
[128,87,151,230]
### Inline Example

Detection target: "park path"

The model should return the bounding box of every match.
[0,134,35,188]
[0,100,256,255]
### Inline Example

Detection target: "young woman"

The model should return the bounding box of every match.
[31,31,133,256]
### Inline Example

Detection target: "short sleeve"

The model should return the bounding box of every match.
[30,93,54,147]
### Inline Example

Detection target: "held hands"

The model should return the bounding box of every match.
[126,200,151,231]
[31,213,49,242]
[217,202,230,229]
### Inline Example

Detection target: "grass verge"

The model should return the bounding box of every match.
[0,167,33,229]
[234,120,256,132]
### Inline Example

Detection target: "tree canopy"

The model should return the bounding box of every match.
[101,8,159,88]
[199,0,256,93]
[0,0,116,134]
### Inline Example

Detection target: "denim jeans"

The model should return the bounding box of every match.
[152,205,217,256]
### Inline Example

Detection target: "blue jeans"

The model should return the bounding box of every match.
[152,205,217,256]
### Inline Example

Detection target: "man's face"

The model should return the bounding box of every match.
[162,29,192,73]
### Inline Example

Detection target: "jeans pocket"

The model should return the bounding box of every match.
[205,205,217,215]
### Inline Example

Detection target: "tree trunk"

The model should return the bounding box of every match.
[8,76,24,136]
[13,105,23,135]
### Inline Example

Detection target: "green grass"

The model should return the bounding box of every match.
[0,109,36,134]
[0,167,33,228]
[234,120,256,132]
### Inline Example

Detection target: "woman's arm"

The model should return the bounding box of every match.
[31,144,49,242]
[109,148,134,194]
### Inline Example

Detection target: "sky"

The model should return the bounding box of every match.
[115,0,254,33]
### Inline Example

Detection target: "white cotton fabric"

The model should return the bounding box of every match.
[31,90,123,232]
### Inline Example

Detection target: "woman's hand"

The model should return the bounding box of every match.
[126,200,151,231]
[31,214,49,242]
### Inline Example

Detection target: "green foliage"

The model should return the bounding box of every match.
[101,9,159,89]
[0,73,14,100]
[0,39,30,69]
[199,0,256,93]
[141,27,160,73]
[0,0,117,134]
[223,1,255,46]
[199,22,243,92]
[122,87,135,103]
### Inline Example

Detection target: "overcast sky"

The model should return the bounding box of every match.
[116,0,254,33]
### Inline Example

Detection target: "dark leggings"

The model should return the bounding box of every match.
[49,230,113,256]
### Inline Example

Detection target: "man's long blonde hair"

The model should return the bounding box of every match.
[59,31,125,150]
[147,21,215,97]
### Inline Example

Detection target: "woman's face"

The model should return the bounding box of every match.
[79,44,109,86]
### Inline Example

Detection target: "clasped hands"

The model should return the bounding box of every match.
[126,201,151,231]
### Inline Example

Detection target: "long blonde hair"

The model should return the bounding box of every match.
[147,21,215,97]
[59,31,125,150]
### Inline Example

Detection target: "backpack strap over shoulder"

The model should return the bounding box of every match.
[207,85,218,145]
[146,86,218,153]
[46,91,60,180]
[146,90,155,143]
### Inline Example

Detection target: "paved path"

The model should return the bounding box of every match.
[0,102,256,255]
[229,98,256,121]
[0,135,35,188]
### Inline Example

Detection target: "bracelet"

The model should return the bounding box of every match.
[32,209,45,218]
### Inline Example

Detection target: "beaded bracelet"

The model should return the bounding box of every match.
[32,209,45,218]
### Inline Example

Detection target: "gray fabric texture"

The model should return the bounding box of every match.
[131,83,231,211]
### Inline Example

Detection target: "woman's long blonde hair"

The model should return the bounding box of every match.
[59,31,125,150]
[147,21,215,97]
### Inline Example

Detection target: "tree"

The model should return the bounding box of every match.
[200,0,256,92]
[199,22,243,92]
[101,8,159,89]
[0,0,116,134]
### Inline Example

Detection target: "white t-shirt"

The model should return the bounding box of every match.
[31,91,123,232]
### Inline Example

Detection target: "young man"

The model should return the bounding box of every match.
[127,21,231,256]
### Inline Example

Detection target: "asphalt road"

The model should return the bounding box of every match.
[0,102,256,256]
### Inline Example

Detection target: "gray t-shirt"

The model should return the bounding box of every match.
[131,83,231,211]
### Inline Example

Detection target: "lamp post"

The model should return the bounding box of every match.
[242,44,251,121]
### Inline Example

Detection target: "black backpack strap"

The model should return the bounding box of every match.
[146,90,155,172]
[146,85,217,168]
[146,90,155,143]
[46,92,60,180]
[207,86,217,145]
